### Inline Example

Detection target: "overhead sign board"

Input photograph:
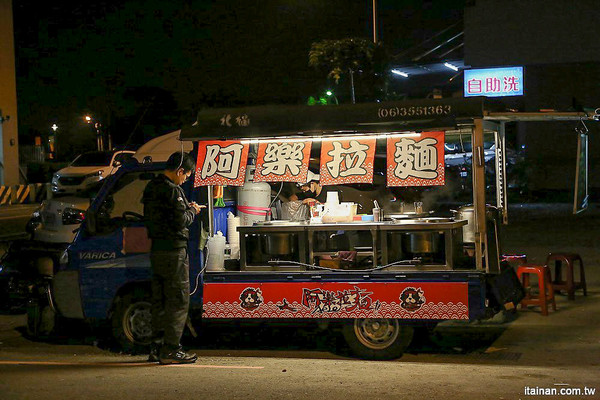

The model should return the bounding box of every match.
[180,98,484,140]
[464,67,524,98]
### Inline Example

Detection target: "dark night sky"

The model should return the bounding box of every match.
[13,0,464,152]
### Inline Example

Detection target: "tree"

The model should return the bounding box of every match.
[308,38,387,104]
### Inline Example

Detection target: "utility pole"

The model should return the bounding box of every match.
[372,0,378,44]
[0,0,20,185]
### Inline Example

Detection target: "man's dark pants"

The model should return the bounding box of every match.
[150,248,190,350]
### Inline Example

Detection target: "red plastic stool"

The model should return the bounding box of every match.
[501,254,528,266]
[546,253,587,300]
[516,264,556,316]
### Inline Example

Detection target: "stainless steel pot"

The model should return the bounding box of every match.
[260,233,296,255]
[452,204,501,244]
[453,205,476,243]
[402,232,439,254]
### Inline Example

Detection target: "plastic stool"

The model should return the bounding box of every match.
[516,264,556,316]
[546,253,587,300]
[501,254,528,266]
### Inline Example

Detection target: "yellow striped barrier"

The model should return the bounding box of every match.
[12,185,30,204]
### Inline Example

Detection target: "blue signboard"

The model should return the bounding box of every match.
[464,67,524,97]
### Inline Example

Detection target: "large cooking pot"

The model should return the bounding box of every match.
[260,233,297,255]
[453,205,476,243]
[452,204,501,243]
[402,232,440,254]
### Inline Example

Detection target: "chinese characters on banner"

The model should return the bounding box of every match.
[194,133,446,188]
[194,141,249,187]
[464,67,524,98]
[386,131,445,187]
[319,139,376,185]
[254,141,312,183]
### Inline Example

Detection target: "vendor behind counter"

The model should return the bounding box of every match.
[289,170,342,204]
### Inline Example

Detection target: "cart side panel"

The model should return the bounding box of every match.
[202,278,485,321]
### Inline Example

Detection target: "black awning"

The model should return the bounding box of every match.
[179,97,485,141]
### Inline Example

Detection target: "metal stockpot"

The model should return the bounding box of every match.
[452,204,501,244]
[260,233,297,255]
[453,205,476,243]
[402,232,440,254]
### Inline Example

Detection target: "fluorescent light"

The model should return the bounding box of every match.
[242,132,423,145]
[444,62,459,72]
[391,69,409,78]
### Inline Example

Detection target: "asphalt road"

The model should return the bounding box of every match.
[0,307,598,400]
[1,203,599,399]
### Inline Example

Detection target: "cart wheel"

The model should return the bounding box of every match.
[26,297,56,338]
[111,293,153,352]
[342,318,414,360]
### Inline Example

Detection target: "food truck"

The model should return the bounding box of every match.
[41,97,593,359]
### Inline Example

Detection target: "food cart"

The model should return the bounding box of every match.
[179,97,523,359]
[40,97,595,359]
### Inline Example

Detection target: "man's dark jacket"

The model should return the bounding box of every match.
[142,174,196,250]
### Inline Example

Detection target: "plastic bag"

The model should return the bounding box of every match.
[281,200,308,221]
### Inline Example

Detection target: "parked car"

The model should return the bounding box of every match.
[27,181,103,243]
[51,150,135,195]
[31,132,186,244]
[444,141,496,167]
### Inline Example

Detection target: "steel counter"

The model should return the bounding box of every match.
[236,219,468,271]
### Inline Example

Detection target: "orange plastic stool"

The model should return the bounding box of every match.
[516,264,556,316]
[546,253,587,300]
[501,254,528,266]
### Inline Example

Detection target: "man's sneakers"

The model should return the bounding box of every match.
[158,348,198,365]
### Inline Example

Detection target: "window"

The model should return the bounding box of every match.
[95,171,162,233]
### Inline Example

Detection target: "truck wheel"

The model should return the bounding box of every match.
[111,293,153,351]
[342,318,414,360]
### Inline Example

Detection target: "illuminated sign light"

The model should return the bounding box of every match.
[464,67,524,97]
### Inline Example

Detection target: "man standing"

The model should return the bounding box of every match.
[142,151,203,364]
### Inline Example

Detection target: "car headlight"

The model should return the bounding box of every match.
[52,174,60,183]
[62,207,86,225]
[84,171,103,179]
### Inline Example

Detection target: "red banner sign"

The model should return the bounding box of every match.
[254,141,312,183]
[319,138,376,185]
[202,281,469,320]
[386,131,445,187]
[194,141,249,186]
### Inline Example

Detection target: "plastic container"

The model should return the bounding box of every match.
[326,191,340,206]
[214,201,236,238]
[206,231,226,271]
[227,212,241,259]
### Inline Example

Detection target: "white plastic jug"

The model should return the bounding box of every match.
[226,212,241,259]
[206,231,226,271]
